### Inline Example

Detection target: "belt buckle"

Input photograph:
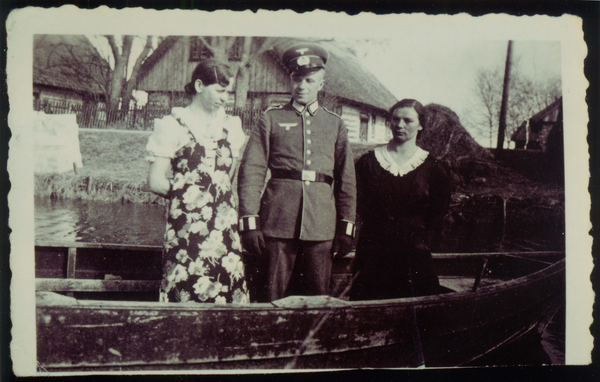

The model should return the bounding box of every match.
[301,170,316,182]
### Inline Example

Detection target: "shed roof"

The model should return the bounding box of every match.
[530,97,562,124]
[33,34,108,95]
[511,97,563,143]
[136,36,180,75]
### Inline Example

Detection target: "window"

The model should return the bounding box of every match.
[190,37,244,62]
[190,37,213,62]
[371,115,376,138]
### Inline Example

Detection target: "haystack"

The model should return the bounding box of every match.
[418,103,492,167]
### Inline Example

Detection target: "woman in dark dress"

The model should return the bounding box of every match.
[350,99,451,301]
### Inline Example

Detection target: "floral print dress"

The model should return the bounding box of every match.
[148,108,250,304]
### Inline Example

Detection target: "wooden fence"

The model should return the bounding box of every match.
[34,99,262,132]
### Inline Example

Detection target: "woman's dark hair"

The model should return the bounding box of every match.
[184,59,233,96]
[388,99,426,139]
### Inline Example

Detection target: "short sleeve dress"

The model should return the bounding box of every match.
[349,146,451,301]
[147,107,250,304]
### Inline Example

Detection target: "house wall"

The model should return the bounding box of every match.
[341,105,361,142]
[367,114,389,143]
[248,52,292,94]
[538,123,557,153]
[138,37,290,96]
[34,85,85,107]
[137,37,195,93]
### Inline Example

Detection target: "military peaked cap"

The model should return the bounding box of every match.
[282,43,329,74]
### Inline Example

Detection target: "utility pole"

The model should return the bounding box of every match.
[496,40,513,157]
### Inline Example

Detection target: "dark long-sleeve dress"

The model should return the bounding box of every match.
[349,147,451,301]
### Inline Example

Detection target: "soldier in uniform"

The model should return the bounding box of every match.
[237,43,357,302]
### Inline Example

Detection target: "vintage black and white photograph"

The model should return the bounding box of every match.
[7,7,592,374]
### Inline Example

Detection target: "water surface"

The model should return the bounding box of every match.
[35,197,166,245]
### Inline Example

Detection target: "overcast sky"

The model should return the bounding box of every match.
[354,39,562,146]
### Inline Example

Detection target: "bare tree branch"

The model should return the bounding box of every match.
[105,35,120,61]
[246,37,277,65]
[197,36,215,54]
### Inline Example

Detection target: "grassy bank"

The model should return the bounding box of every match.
[35,129,166,204]
[35,129,563,205]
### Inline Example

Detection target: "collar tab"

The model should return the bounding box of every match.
[291,100,319,115]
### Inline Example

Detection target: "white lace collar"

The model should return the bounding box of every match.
[374,145,429,177]
[172,106,226,142]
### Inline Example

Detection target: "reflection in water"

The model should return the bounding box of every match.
[35,197,166,245]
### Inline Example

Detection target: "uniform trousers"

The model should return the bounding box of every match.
[255,237,333,302]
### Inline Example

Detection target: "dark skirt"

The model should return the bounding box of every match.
[350,243,440,301]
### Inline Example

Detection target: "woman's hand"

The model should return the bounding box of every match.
[147,157,172,197]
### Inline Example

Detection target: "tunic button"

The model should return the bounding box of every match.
[306,120,311,125]
[305,112,310,117]
[305,181,310,186]
[307,150,311,155]
[307,130,312,135]
[307,139,312,144]
[307,160,312,165]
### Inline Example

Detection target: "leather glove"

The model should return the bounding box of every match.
[331,234,354,260]
[241,230,266,255]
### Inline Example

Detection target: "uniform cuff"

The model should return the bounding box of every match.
[337,220,356,238]
[239,216,260,232]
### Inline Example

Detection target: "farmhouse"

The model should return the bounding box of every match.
[33,34,107,110]
[511,97,563,153]
[136,36,397,143]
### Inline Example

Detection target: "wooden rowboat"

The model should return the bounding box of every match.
[35,242,565,370]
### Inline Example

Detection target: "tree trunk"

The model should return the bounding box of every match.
[234,37,253,108]
[106,35,133,123]
[234,66,250,108]
[121,36,154,121]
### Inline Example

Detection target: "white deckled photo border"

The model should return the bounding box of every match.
[6,6,592,375]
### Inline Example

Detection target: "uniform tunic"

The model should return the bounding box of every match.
[238,100,356,240]
[350,146,451,301]
[147,107,250,304]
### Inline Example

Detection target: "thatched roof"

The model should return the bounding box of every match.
[270,38,397,111]
[419,103,493,166]
[33,34,108,95]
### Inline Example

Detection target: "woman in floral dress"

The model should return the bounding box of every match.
[147,59,250,304]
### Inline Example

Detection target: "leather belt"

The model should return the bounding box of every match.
[271,169,333,185]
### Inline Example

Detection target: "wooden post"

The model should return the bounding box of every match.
[496,40,513,157]
[66,247,77,297]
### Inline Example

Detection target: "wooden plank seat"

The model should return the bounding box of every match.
[36,278,161,293]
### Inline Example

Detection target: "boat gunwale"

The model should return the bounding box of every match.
[36,258,565,311]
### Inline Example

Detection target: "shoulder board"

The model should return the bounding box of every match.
[264,104,285,113]
[323,107,342,119]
